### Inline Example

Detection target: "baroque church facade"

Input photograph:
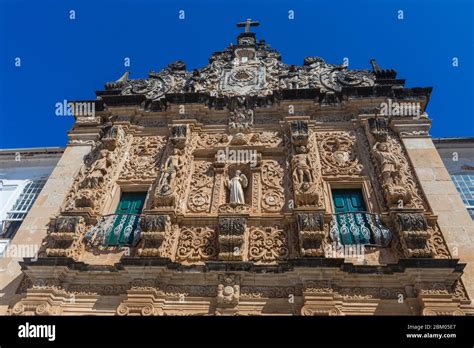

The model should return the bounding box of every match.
[5,21,474,316]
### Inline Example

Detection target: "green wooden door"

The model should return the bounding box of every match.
[106,192,146,246]
[332,189,372,245]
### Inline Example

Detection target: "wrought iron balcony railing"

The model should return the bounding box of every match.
[330,212,392,247]
[84,214,142,248]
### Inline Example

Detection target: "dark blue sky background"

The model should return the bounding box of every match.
[1,0,473,149]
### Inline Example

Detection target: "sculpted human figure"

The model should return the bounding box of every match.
[227,170,248,204]
[292,146,314,185]
[158,149,184,191]
[82,150,112,189]
[372,142,400,186]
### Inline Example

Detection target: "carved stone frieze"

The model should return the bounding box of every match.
[240,285,302,299]
[176,227,218,263]
[248,226,289,262]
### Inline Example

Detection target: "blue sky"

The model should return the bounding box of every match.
[0,0,473,149]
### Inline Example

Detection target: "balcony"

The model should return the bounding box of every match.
[84,214,142,248]
[330,212,392,247]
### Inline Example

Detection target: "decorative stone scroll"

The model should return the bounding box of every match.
[261,160,285,212]
[248,226,289,262]
[187,161,214,213]
[176,227,218,263]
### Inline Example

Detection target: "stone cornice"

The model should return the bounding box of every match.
[21,257,465,275]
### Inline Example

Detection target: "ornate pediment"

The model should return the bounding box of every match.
[103,21,376,102]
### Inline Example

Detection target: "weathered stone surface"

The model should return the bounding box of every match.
[3,22,472,316]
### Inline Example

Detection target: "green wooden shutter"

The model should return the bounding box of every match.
[332,189,372,245]
[106,192,146,246]
[333,189,366,213]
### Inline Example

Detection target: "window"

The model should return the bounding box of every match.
[331,188,391,246]
[451,175,474,220]
[5,179,47,221]
[332,189,366,213]
[1,178,47,238]
[106,192,146,246]
[85,192,147,248]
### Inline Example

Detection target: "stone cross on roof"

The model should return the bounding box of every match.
[237,18,260,33]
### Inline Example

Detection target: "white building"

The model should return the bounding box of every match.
[0,148,63,255]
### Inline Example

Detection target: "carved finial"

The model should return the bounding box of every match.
[370,59,397,79]
[237,18,260,33]
[105,71,129,89]
[116,71,129,82]
[370,59,382,73]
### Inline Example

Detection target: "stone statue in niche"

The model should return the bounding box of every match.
[373,142,399,186]
[157,148,184,195]
[81,150,112,189]
[292,146,314,191]
[227,170,248,205]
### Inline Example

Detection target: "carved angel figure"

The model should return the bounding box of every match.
[227,170,248,204]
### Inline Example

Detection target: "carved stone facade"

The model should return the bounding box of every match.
[6,21,473,317]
